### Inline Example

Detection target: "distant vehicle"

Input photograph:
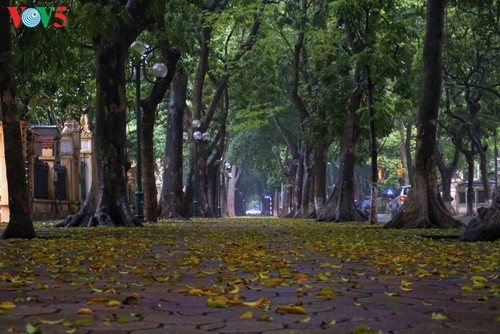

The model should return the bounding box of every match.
[361,195,371,216]
[388,186,411,213]
[245,208,261,215]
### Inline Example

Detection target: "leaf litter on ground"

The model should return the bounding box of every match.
[0,218,498,331]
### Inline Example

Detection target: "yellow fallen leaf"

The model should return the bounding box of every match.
[399,286,412,292]
[321,319,336,327]
[262,278,284,287]
[106,300,121,307]
[315,287,335,299]
[471,276,488,284]
[188,288,206,296]
[242,296,269,307]
[207,295,231,308]
[294,273,309,282]
[240,310,254,319]
[353,324,374,334]
[275,305,307,315]
[295,316,311,323]
[37,316,66,325]
[0,301,16,309]
[77,308,94,315]
[431,312,448,320]
[88,297,111,304]
[401,278,413,287]
[88,283,103,293]
[384,291,400,297]
[25,323,41,334]
[261,314,273,321]
[151,275,169,282]
[461,285,473,292]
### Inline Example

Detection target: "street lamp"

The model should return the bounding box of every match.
[185,119,210,217]
[128,41,168,221]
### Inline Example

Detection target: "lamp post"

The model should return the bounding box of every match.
[188,119,210,217]
[129,41,168,220]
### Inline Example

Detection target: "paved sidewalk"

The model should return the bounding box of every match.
[0,219,498,333]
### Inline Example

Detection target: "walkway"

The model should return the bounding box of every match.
[0,219,498,333]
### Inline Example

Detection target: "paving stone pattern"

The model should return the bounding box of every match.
[0,220,498,333]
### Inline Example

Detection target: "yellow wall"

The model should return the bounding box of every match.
[0,122,10,223]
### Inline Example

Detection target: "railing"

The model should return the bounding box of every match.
[54,164,66,200]
[34,158,49,199]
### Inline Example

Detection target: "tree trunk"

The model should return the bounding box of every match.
[158,67,188,219]
[56,1,153,227]
[63,44,138,227]
[292,155,304,215]
[460,191,500,242]
[436,142,460,214]
[317,65,364,222]
[367,66,378,224]
[226,164,241,217]
[386,0,462,229]
[141,85,157,222]
[405,123,413,184]
[0,1,36,238]
[464,149,476,215]
[398,121,410,186]
[313,146,327,214]
[141,48,181,222]
[298,155,313,218]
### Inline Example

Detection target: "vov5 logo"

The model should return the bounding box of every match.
[7,6,68,28]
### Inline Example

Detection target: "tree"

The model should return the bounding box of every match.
[141,45,182,221]
[317,2,369,222]
[0,0,36,239]
[460,191,500,242]
[184,0,268,217]
[157,63,187,219]
[386,0,462,229]
[59,1,157,227]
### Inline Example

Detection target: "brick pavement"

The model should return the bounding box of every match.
[0,219,498,333]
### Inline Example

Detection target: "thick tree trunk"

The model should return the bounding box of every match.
[292,155,304,215]
[464,150,476,215]
[56,1,152,227]
[141,88,157,222]
[60,44,139,227]
[158,67,188,219]
[1,2,36,239]
[313,146,327,214]
[436,143,459,214]
[317,66,364,222]
[386,0,462,229]
[142,48,181,221]
[226,164,241,217]
[298,156,313,218]
[460,191,500,242]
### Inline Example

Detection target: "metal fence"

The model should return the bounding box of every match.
[34,159,49,199]
[54,164,66,200]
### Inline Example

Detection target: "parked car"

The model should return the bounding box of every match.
[388,186,411,213]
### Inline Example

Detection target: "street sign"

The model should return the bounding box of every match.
[386,188,395,197]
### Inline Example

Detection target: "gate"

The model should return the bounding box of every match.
[34,158,49,199]
[54,164,67,200]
